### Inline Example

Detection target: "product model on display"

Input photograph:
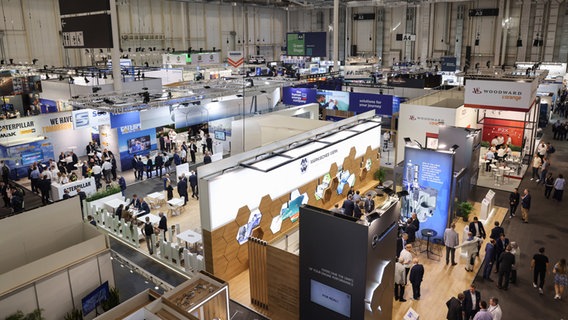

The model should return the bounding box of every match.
[235,209,263,245]
[314,173,332,200]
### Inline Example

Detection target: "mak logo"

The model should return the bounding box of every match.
[300,157,308,173]
[472,87,482,94]
[74,112,90,128]
[409,115,416,120]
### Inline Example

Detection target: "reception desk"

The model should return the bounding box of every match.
[51,177,97,201]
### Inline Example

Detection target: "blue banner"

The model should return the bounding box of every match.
[441,56,457,72]
[282,87,317,106]
[110,112,141,134]
[402,147,454,237]
[349,93,394,116]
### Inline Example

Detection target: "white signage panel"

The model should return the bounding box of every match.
[190,52,220,66]
[72,109,111,130]
[162,54,188,66]
[464,79,537,111]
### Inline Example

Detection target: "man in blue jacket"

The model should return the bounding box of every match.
[409,258,424,300]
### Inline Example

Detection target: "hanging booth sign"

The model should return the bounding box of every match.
[162,54,190,66]
[464,79,538,111]
[227,51,244,68]
[190,53,220,65]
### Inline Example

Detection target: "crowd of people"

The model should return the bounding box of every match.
[529,141,565,202]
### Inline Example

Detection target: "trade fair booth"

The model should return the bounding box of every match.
[396,88,478,164]
[197,111,382,282]
[0,199,113,320]
[464,76,539,192]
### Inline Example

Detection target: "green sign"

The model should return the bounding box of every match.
[287,33,305,56]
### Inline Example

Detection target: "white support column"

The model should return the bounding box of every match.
[110,0,122,92]
[333,0,339,70]
[543,0,559,61]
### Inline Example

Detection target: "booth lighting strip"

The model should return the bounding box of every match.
[110,251,177,292]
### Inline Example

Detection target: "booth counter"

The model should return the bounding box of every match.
[51,177,96,201]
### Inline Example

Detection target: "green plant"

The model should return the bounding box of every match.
[5,309,44,320]
[63,308,83,320]
[101,287,120,311]
[5,311,24,320]
[86,185,121,202]
[457,201,474,221]
[373,167,386,182]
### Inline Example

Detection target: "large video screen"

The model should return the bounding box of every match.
[402,147,453,236]
[286,32,327,57]
[127,135,151,154]
[310,279,351,318]
[81,281,110,315]
[317,90,350,111]
[21,150,43,166]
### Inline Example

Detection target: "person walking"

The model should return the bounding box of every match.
[552,174,565,201]
[531,247,549,295]
[497,245,515,290]
[530,155,542,181]
[510,241,521,284]
[482,239,497,282]
[544,173,555,199]
[521,189,531,223]
[177,175,188,206]
[394,257,407,302]
[508,188,520,218]
[553,258,567,300]
[538,157,550,184]
[457,232,482,272]
[142,216,155,255]
[444,223,459,266]
[409,258,424,300]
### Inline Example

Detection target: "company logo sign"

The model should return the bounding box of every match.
[465,79,536,111]
[73,111,90,128]
[472,87,482,94]
[300,158,308,173]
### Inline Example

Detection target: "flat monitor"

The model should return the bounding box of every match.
[310,279,351,318]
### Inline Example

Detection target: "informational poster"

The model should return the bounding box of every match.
[349,93,394,116]
[282,87,317,106]
[286,32,327,57]
[402,147,454,237]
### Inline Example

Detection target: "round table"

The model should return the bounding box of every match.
[420,228,439,260]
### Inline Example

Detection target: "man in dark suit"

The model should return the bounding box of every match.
[189,140,197,164]
[342,195,355,217]
[482,239,496,281]
[177,176,188,205]
[189,171,198,199]
[136,198,151,218]
[154,153,164,178]
[128,194,142,210]
[494,233,510,273]
[468,217,486,239]
[446,293,465,320]
[462,284,481,320]
[396,233,409,258]
[409,258,424,300]
[497,245,515,290]
[364,194,375,213]
[131,157,139,180]
[405,217,417,243]
[509,188,520,218]
[410,212,420,231]
[489,221,504,240]
[158,212,168,241]
[203,151,212,164]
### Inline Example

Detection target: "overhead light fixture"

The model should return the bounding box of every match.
[450,144,459,151]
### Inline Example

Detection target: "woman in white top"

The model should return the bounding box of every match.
[60,173,69,184]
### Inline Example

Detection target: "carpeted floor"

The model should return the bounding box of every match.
[471,123,568,320]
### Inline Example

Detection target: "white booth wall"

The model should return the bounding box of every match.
[231,103,321,154]
[0,199,113,320]
[397,104,477,163]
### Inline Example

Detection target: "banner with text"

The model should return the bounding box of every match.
[464,79,537,111]
[349,93,394,116]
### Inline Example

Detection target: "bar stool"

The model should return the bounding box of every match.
[494,172,502,186]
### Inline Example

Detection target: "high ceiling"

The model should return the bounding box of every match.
[168,0,473,9]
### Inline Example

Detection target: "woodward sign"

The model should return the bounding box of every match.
[464,79,537,111]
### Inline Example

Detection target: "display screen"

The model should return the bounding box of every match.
[236,209,263,245]
[127,135,151,154]
[21,150,43,166]
[214,130,226,141]
[81,281,110,315]
[310,279,351,318]
[281,194,305,221]
[317,90,350,111]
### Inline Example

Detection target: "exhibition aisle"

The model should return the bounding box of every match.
[473,125,568,319]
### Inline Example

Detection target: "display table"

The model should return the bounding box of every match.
[420,228,439,260]
[176,229,203,250]
[137,213,160,225]
[51,177,96,201]
[104,198,128,214]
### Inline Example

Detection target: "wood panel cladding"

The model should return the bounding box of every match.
[266,246,300,320]
[203,146,381,280]
[248,238,268,310]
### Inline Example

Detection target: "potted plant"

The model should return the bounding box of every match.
[373,167,386,184]
[63,308,83,320]
[101,287,120,311]
[457,201,474,222]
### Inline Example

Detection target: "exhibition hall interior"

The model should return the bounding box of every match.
[1,0,568,319]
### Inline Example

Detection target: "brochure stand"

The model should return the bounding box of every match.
[480,190,495,221]
[403,307,420,320]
